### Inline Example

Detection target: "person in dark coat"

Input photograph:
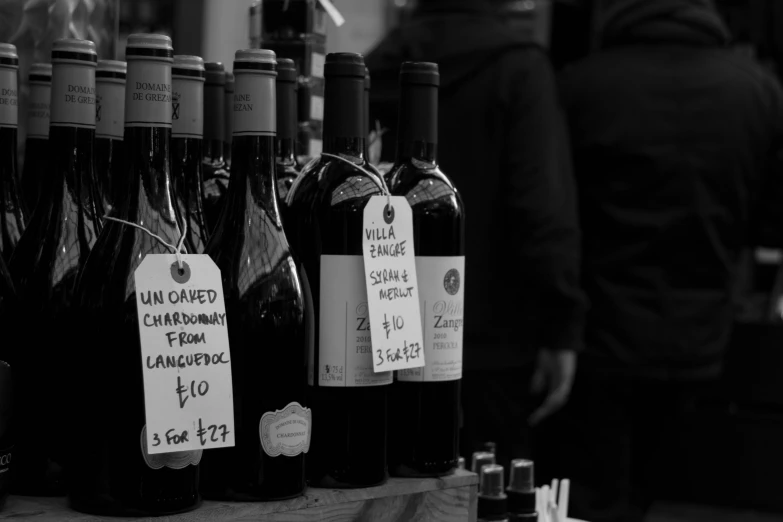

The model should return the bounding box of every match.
[366,0,586,469]
[540,1,783,520]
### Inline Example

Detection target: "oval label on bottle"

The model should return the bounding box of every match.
[232,71,275,137]
[50,63,96,128]
[27,82,50,138]
[0,68,18,127]
[96,78,125,140]
[172,75,203,138]
[259,402,312,457]
[125,61,172,127]
[140,425,202,470]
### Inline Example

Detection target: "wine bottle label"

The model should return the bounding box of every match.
[319,255,393,387]
[232,72,274,137]
[311,53,325,78]
[398,256,465,382]
[50,63,96,128]
[259,401,312,458]
[125,61,172,127]
[310,95,324,121]
[96,78,125,140]
[0,68,18,128]
[172,75,203,138]
[140,425,202,470]
[27,81,50,138]
[134,254,236,454]
[361,196,426,373]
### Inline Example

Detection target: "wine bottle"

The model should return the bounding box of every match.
[386,62,465,477]
[21,63,51,213]
[224,71,234,170]
[201,62,229,233]
[172,55,208,253]
[363,67,370,159]
[275,58,299,206]
[69,34,201,516]
[9,39,103,496]
[0,43,25,263]
[95,59,126,214]
[201,48,308,501]
[285,52,390,488]
[0,257,15,510]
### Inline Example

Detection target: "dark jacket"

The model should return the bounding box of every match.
[560,0,783,379]
[366,0,586,370]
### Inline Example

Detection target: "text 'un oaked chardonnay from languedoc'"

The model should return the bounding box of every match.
[70,33,201,517]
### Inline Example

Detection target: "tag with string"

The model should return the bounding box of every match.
[318,154,426,373]
[106,216,236,454]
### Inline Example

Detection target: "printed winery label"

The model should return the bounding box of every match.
[140,425,202,470]
[232,72,275,137]
[172,75,203,138]
[134,254,235,454]
[259,402,312,458]
[96,79,125,140]
[0,69,18,127]
[126,61,172,127]
[362,196,425,373]
[398,256,465,382]
[27,83,50,138]
[319,255,393,387]
[50,64,96,128]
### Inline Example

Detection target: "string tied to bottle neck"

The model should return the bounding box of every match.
[321,152,393,220]
[103,215,189,270]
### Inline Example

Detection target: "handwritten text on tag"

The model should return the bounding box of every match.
[362,196,425,372]
[135,254,235,454]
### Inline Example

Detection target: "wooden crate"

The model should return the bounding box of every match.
[1,469,478,521]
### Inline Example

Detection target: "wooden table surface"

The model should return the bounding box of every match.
[1,469,478,522]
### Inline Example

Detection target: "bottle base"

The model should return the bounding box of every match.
[69,494,201,517]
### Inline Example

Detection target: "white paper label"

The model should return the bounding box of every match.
[319,255,393,387]
[308,139,322,158]
[0,68,17,127]
[362,196,425,373]
[259,401,312,457]
[51,63,96,128]
[233,71,275,137]
[172,76,203,138]
[140,425,202,470]
[311,53,325,78]
[126,61,172,127]
[134,254,235,454]
[27,82,50,138]
[398,256,464,382]
[96,79,125,139]
[310,95,323,122]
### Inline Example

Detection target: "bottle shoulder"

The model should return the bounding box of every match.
[387,162,464,215]
[289,157,385,210]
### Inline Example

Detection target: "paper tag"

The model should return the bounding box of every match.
[259,401,312,457]
[362,196,425,373]
[134,254,235,454]
[398,256,464,382]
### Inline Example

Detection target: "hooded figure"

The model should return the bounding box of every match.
[542,1,783,521]
[366,0,586,468]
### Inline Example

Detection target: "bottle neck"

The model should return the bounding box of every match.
[276,80,297,165]
[323,75,365,159]
[396,83,438,165]
[276,137,296,166]
[0,127,18,195]
[227,135,278,212]
[204,82,225,162]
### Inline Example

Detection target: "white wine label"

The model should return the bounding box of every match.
[172,75,203,138]
[134,254,235,454]
[259,402,312,457]
[319,255,393,387]
[27,82,50,138]
[362,196,425,373]
[232,72,275,137]
[398,256,464,382]
[310,95,323,122]
[51,63,96,128]
[0,69,18,127]
[140,425,202,470]
[311,53,325,78]
[126,61,172,127]
[96,79,125,140]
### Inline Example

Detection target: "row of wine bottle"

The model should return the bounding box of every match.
[0,34,464,517]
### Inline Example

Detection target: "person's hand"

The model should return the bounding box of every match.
[528,348,577,426]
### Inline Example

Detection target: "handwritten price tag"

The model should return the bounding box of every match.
[362,196,425,373]
[134,254,235,454]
